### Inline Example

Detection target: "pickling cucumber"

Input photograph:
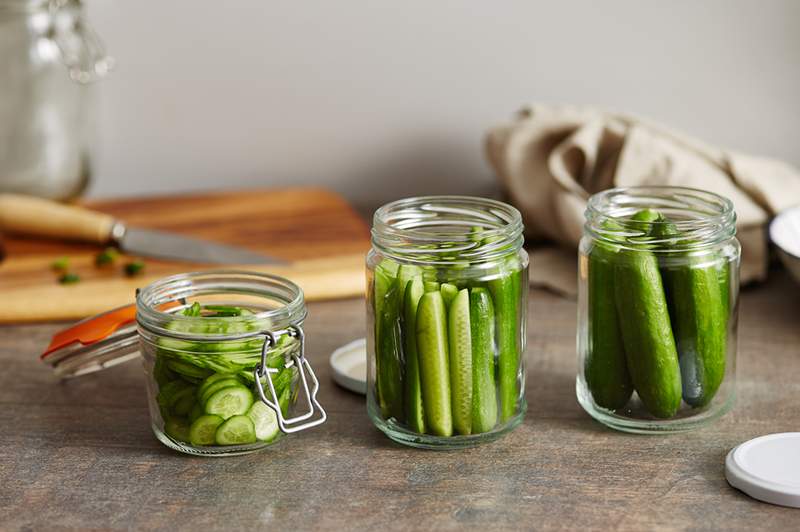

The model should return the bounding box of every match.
[470,287,497,433]
[652,213,728,407]
[584,241,633,410]
[189,414,224,446]
[424,281,441,293]
[375,278,405,422]
[416,291,453,437]
[448,288,473,435]
[215,415,257,445]
[247,401,280,441]
[204,385,254,419]
[489,267,522,422]
[440,283,459,307]
[403,278,426,434]
[614,210,682,418]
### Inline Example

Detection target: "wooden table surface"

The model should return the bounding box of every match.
[1,268,799,530]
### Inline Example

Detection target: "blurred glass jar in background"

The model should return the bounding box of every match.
[0,0,112,199]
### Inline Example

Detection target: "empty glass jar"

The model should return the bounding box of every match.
[576,186,740,433]
[367,196,529,449]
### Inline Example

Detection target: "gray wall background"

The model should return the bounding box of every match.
[87,0,800,210]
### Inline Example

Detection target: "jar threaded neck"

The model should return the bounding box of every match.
[371,196,524,264]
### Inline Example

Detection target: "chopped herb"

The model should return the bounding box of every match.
[183,302,202,317]
[95,247,119,267]
[51,257,70,272]
[124,260,145,277]
[58,272,81,284]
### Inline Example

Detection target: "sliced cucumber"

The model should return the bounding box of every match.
[440,283,459,307]
[188,403,204,423]
[199,378,243,406]
[416,291,452,437]
[167,359,213,379]
[403,277,426,434]
[247,401,280,441]
[171,387,196,417]
[470,287,498,433]
[204,385,254,419]
[189,414,224,446]
[215,415,257,445]
[164,417,191,443]
[448,288,473,435]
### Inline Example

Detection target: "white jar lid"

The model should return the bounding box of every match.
[329,338,367,394]
[725,432,800,508]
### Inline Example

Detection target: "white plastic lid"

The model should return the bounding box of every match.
[725,432,800,508]
[329,338,367,394]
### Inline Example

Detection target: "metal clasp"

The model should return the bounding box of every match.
[253,327,327,434]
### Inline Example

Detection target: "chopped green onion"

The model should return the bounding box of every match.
[124,260,145,277]
[58,272,80,284]
[51,257,70,272]
[95,247,119,267]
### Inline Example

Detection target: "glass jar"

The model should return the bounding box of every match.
[576,186,740,433]
[0,0,112,199]
[367,196,529,449]
[41,271,327,456]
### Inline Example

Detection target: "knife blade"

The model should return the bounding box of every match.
[113,224,281,264]
[0,193,285,265]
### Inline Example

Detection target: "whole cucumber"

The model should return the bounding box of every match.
[614,210,682,418]
[416,291,453,437]
[584,242,633,410]
[652,214,728,407]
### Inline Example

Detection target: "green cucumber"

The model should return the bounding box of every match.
[424,281,441,293]
[440,283,459,307]
[584,241,633,410]
[247,401,280,441]
[204,385,254,419]
[470,287,497,433]
[652,214,729,408]
[189,414,224,446]
[197,374,239,400]
[416,291,453,437]
[167,359,213,379]
[664,251,727,407]
[215,415,257,445]
[188,403,204,423]
[171,387,196,417]
[375,278,405,422]
[448,288,473,435]
[614,210,681,418]
[199,378,243,406]
[403,278,426,434]
[164,417,191,442]
[489,268,522,422]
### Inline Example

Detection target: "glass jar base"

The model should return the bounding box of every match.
[369,401,526,449]
[152,424,281,456]
[576,379,735,434]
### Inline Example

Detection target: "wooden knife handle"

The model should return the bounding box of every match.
[0,194,116,244]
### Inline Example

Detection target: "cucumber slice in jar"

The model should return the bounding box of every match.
[167,360,213,379]
[215,415,257,445]
[204,385,254,419]
[403,278,426,434]
[440,283,459,307]
[199,378,244,406]
[171,387,196,417]
[416,291,453,437]
[247,401,280,441]
[164,417,191,443]
[448,288,473,436]
[188,403,204,423]
[470,287,498,433]
[189,414,225,446]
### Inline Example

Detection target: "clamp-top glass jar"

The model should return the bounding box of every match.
[367,196,529,449]
[42,271,326,456]
[577,187,740,433]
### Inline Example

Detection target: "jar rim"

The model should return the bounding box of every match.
[371,195,524,264]
[585,186,737,251]
[136,270,306,339]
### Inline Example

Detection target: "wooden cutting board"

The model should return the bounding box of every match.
[0,187,370,323]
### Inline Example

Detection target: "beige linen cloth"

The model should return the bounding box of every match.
[485,104,800,297]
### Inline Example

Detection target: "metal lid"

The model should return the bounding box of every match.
[329,338,367,394]
[725,433,800,508]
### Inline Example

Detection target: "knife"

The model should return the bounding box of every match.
[0,193,283,264]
